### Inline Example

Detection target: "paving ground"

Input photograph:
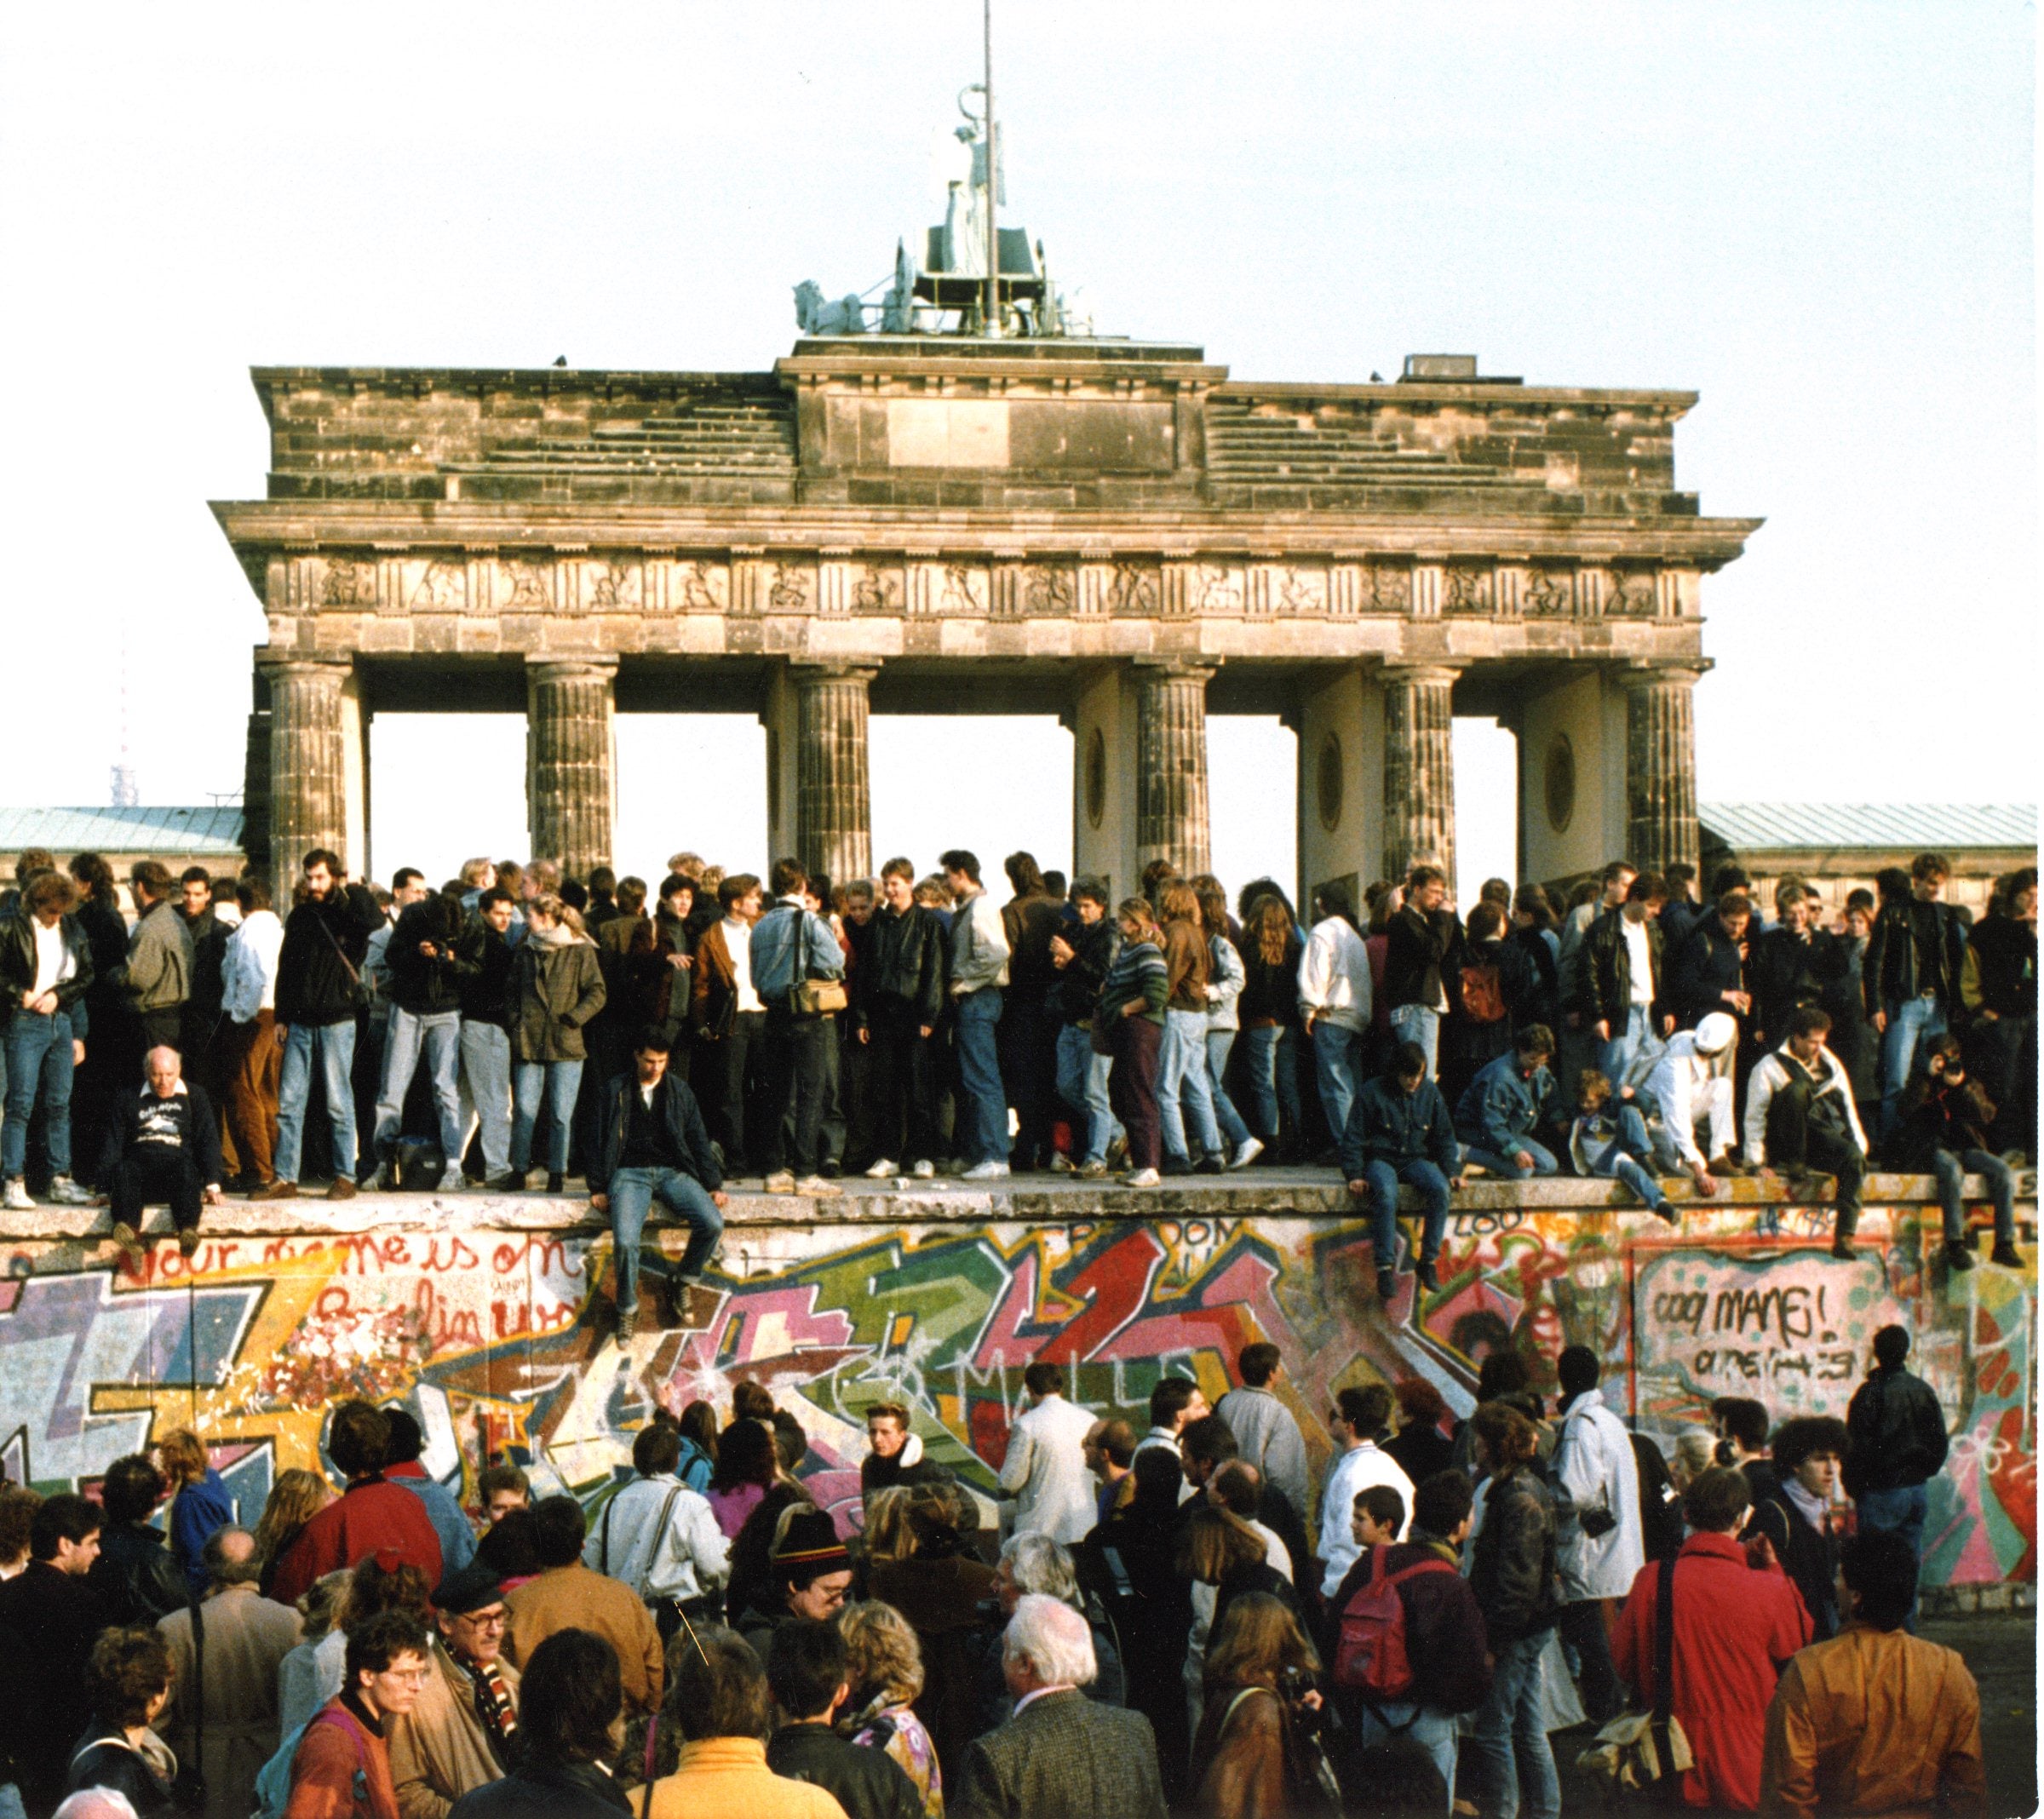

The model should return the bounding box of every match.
[1542,1612,2038,1818]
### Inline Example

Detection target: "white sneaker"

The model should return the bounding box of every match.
[438,1163,467,1192]
[864,1159,899,1180]
[1048,1152,1075,1174]
[796,1174,843,1198]
[910,1159,935,1180]
[764,1170,797,1195]
[1229,1137,1265,1171]
[961,1160,1011,1181]
[1122,1167,1161,1189]
[49,1176,94,1206]
[3,1178,32,1211]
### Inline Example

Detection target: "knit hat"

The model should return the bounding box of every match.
[771,1506,850,1578]
[434,1562,506,1614]
[1692,1012,1738,1056]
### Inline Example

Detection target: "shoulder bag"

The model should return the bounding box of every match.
[1574,1552,1692,1801]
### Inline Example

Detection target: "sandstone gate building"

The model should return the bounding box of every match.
[215,339,1757,899]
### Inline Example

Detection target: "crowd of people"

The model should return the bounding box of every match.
[0,842,2030,1326]
[0,1325,1989,1819]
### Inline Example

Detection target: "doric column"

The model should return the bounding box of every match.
[1135,661,1214,877]
[1381,663,1460,884]
[1623,665,1702,874]
[264,658,353,904]
[793,663,875,884]
[525,659,617,877]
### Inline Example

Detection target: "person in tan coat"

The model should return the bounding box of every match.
[389,1564,522,1819]
[502,1496,663,1718]
[158,1525,303,1819]
[1760,1529,1985,1818]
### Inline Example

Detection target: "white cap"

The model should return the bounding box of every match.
[1692,1012,1738,1056]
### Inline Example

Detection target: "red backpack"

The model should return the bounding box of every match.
[1334,1546,1459,1698]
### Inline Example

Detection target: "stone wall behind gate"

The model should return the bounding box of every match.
[0,1189,2030,1599]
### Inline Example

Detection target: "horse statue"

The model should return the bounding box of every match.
[793,279,868,335]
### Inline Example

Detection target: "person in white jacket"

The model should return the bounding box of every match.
[1640,1011,1739,1194]
[1297,883,1374,1149]
[1551,1346,1643,1724]
[996,1362,1103,1543]
[218,878,285,1191]
[585,1421,729,1624]
[1317,1383,1413,1597]
[1743,1006,1869,1257]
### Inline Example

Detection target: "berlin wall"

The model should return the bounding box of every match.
[0,1185,2030,1603]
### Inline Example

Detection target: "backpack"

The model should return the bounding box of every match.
[1458,961,1506,1024]
[1333,1547,1458,1698]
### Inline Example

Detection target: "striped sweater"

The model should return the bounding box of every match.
[1098,938,1169,1024]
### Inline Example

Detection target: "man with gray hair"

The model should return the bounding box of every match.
[157,1525,301,1819]
[95,1046,225,1261]
[951,1593,1165,1819]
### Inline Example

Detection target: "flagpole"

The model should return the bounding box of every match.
[983,0,998,335]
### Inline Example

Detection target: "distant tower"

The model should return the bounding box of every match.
[109,634,138,806]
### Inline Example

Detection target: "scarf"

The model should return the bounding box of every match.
[453,1649,520,1768]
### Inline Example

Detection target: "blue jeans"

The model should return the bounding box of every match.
[954,989,1008,1164]
[1880,995,1947,1139]
[513,1059,583,1173]
[1470,1631,1560,1819]
[1313,1019,1366,1146]
[1054,1023,1119,1164]
[0,1779,23,1819]
[1,1010,74,1179]
[1238,1023,1300,1140]
[373,1007,464,1166]
[1204,1030,1253,1150]
[459,1019,512,1176]
[1582,1106,1667,1209]
[1352,1700,1460,1812]
[1461,1137,1559,1179]
[1362,1157,1452,1270]
[1598,1003,1651,1087]
[276,1019,359,1184]
[1388,1002,1440,1077]
[1932,1147,2017,1248]
[1158,1009,1222,1162]
[1856,1483,1928,1627]
[606,1166,723,1315]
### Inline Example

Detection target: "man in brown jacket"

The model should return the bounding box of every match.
[388,1564,520,1818]
[157,1526,303,1819]
[1760,1529,1985,1817]
[502,1496,663,1718]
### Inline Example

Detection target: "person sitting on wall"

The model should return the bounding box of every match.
[95,1044,225,1263]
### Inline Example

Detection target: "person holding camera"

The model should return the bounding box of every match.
[1188,1590,1333,1819]
[1551,1346,1643,1728]
[1890,1033,2023,1271]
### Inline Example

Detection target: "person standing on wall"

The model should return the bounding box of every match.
[749,859,847,1198]
[0,869,97,1211]
[940,849,1012,1182]
[1863,853,1970,1145]
[258,849,384,1203]
[1383,864,1461,1080]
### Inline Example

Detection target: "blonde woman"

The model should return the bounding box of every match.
[840,1600,944,1816]
[508,892,606,1191]
[157,1427,234,1598]
[252,1468,333,1600]
[858,1487,916,1574]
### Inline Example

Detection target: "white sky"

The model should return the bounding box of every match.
[0,3,2032,897]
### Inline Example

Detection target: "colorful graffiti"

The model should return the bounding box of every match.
[0,1197,2030,1588]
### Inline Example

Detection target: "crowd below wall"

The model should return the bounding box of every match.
[0,1319,2003,1818]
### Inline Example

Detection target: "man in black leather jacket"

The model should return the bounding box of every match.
[858,859,948,1180]
[1843,1324,1949,1627]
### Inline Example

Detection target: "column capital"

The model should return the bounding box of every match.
[1381,661,1465,686]
[1132,657,1218,682]
[256,654,353,675]
[525,657,618,683]
[787,661,879,685]
[1620,662,1706,691]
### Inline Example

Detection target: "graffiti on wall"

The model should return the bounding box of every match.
[0,1202,2030,1587]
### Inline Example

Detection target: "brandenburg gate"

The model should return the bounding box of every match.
[215,333,1754,901]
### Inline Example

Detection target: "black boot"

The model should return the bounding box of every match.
[1416,1256,1440,1292]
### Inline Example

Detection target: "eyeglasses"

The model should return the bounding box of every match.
[456,1610,508,1631]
